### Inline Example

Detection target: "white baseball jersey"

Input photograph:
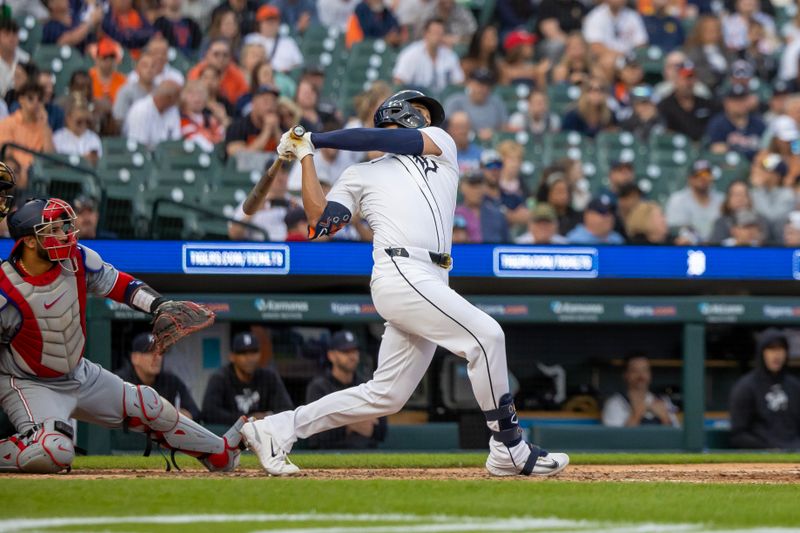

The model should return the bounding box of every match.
[325,127,459,254]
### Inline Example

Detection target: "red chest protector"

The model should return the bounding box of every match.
[0,250,87,378]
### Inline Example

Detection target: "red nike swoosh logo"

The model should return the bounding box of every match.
[57,445,70,452]
[44,292,67,310]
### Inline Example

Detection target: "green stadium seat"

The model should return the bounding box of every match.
[100,183,149,239]
[167,47,192,75]
[102,137,143,155]
[33,45,91,95]
[154,140,221,172]
[97,151,152,172]
[97,166,150,189]
[16,15,42,55]
[209,185,249,219]
[29,155,101,202]
[544,131,589,165]
[701,151,751,190]
[634,46,666,83]
[547,84,580,116]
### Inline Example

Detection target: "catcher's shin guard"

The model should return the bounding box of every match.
[123,383,241,471]
[0,419,75,473]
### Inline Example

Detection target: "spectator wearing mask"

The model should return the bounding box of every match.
[73,194,118,239]
[705,84,766,160]
[154,0,202,57]
[42,0,103,52]
[537,168,582,235]
[562,77,615,138]
[515,203,568,244]
[657,60,716,142]
[566,195,625,244]
[306,330,388,449]
[349,0,402,47]
[113,53,158,123]
[460,25,500,81]
[244,5,303,74]
[455,170,509,243]
[709,180,771,245]
[730,329,800,449]
[480,149,528,229]
[116,333,199,420]
[202,332,293,425]
[625,200,670,244]
[102,0,155,55]
[0,81,54,187]
[665,160,723,243]
[750,152,794,227]
[721,209,765,247]
[602,353,680,427]
[620,84,665,140]
[443,68,507,143]
[272,0,319,35]
[393,18,464,93]
[188,39,248,107]
[447,110,483,175]
[123,80,182,150]
[53,97,102,164]
[582,0,648,73]
[230,157,298,241]
[416,0,476,47]
[225,84,282,160]
[497,30,539,86]
[88,38,126,105]
[508,89,561,136]
[180,80,224,152]
[643,0,685,53]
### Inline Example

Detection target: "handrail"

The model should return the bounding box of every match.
[0,142,101,182]
[151,198,270,241]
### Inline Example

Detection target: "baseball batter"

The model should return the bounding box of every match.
[242,90,569,477]
[0,195,243,473]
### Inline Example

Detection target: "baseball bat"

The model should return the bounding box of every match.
[242,125,306,216]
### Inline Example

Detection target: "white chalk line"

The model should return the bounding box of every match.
[0,513,795,533]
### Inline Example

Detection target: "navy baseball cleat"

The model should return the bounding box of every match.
[485,438,570,477]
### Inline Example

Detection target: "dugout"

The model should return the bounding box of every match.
[83,291,800,455]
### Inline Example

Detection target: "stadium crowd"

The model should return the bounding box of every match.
[0,0,799,246]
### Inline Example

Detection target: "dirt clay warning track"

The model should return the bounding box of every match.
[6,463,799,483]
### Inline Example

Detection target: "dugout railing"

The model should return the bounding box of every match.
[81,293,800,455]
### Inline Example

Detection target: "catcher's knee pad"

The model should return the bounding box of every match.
[0,419,75,473]
[123,383,180,433]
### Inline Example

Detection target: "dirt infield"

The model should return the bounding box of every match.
[4,463,800,483]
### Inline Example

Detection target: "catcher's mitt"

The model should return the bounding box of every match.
[151,301,215,354]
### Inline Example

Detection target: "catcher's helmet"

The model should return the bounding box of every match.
[374,90,445,129]
[0,161,15,220]
[8,198,80,270]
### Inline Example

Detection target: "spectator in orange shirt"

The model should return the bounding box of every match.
[0,81,55,188]
[102,0,155,56]
[89,38,126,104]
[188,39,248,107]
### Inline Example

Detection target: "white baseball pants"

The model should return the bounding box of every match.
[268,248,511,450]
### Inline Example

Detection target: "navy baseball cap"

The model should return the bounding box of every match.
[253,84,280,97]
[131,332,155,353]
[725,84,750,99]
[232,332,260,353]
[691,159,713,176]
[586,195,614,215]
[330,330,359,351]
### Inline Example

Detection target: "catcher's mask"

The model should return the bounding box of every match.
[9,198,80,272]
[0,161,15,221]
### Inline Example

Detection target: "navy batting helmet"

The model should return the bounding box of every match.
[374,90,445,129]
[0,161,15,221]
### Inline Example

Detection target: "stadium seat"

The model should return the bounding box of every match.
[154,140,221,172]
[33,45,91,95]
[544,131,590,165]
[547,84,580,116]
[100,183,149,238]
[96,166,151,189]
[16,15,42,55]
[102,137,143,156]
[167,47,192,75]
[29,155,101,202]
[634,46,666,83]
[97,151,152,172]
[701,151,751,190]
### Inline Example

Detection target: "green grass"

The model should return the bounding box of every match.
[71,452,800,470]
[1,478,799,530]
[2,454,799,531]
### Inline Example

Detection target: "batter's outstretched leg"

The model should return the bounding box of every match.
[242,325,436,475]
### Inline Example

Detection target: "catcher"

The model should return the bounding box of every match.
[0,194,243,474]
